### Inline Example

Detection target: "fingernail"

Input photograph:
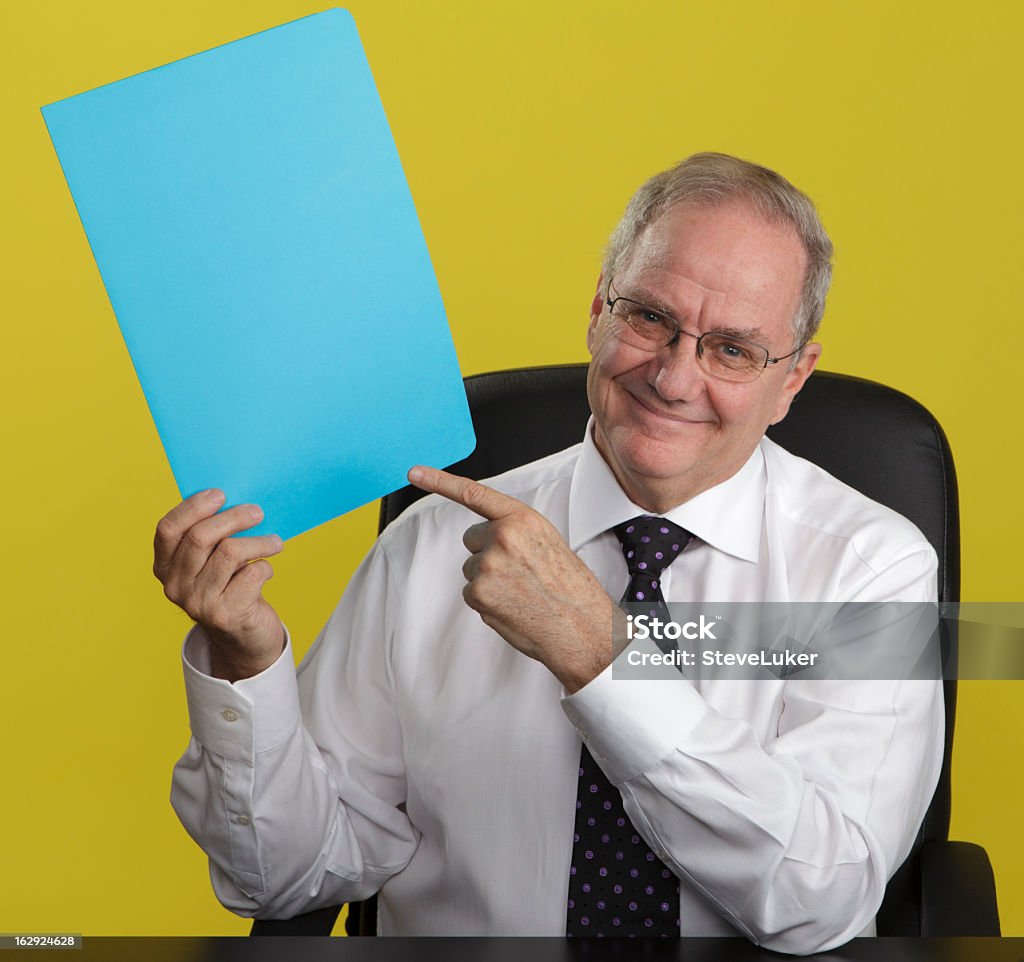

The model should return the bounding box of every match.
[271,534,283,548]
[249,504,264,521]
[207,488,225,503]
[408,466,424,484]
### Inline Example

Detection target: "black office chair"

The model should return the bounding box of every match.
[252,364,999,938]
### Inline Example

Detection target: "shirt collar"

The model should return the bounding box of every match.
[568,417,764,563]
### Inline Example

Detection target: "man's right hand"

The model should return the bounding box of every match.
[154,488,286,682]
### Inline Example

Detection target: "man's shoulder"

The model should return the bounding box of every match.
[760,436,934,568]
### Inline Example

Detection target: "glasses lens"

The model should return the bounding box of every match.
[698,334,768,382]
[613,300,672,348]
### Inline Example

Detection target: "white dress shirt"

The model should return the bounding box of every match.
[171,423,943,954]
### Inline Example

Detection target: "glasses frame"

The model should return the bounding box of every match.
[605,278,807,382]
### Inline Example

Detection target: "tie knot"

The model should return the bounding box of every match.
[612,516,692,578]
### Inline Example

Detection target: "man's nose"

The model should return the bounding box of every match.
[650,337,707,402]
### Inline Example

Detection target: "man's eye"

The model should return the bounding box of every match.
[627,307,666,326]
[712,339,757,363]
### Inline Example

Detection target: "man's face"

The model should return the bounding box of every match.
[586,199,821,511]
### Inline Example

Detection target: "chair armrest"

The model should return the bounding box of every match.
[250,903,342,936]
[920,840,1000,936]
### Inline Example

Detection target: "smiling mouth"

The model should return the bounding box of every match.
[624,386,710,426]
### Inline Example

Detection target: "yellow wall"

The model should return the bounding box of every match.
[2,0,1020,938]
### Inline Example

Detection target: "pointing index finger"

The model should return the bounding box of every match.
[408,466,523,521]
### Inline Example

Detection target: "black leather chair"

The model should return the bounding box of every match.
[253,364,999,938]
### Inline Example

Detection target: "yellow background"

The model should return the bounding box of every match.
[2,0,1020,938]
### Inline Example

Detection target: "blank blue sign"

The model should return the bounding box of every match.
[42,9,475,541]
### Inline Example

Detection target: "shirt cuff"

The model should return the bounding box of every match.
[181,624,301,761]
[560,639,708,785]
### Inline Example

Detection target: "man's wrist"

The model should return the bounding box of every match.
[557,647,610,695]
[550,602,625,694]
[207,624,287,683]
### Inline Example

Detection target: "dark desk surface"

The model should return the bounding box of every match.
[9,938,1021,962]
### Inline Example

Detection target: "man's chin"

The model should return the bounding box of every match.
[610,429,704,480]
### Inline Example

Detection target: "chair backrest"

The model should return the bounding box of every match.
[379,363,960,873]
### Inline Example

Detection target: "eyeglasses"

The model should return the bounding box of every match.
[605,279,806,383]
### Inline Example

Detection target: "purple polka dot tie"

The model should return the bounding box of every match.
[566,516,693,937]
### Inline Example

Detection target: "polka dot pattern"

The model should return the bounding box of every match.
[567,743,681,937]
[612,515,694,656]
[566,515,693,938]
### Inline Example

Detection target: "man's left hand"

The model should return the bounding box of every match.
[408,465,617,693]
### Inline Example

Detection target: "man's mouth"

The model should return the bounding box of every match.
[622,384,711,427]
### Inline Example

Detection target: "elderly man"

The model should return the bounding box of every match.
[161,153,942,954]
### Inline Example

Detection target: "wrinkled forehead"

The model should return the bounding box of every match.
[615,201,806,337]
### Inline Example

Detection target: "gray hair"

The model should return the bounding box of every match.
[602,152,834,348]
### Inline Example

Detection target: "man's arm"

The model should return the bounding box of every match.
[560,545,943,955]
[159,494,418,918]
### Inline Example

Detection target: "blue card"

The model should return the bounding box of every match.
[41,9,475,541]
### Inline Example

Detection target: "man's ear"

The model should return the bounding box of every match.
[770,343,821,425]
[587,273,605,353]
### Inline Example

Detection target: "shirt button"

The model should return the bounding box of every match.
[236,815,251,826]
[221,709,239,722]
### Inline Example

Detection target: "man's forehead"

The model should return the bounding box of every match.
[618,201,805,334]
[623,275,728,314]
